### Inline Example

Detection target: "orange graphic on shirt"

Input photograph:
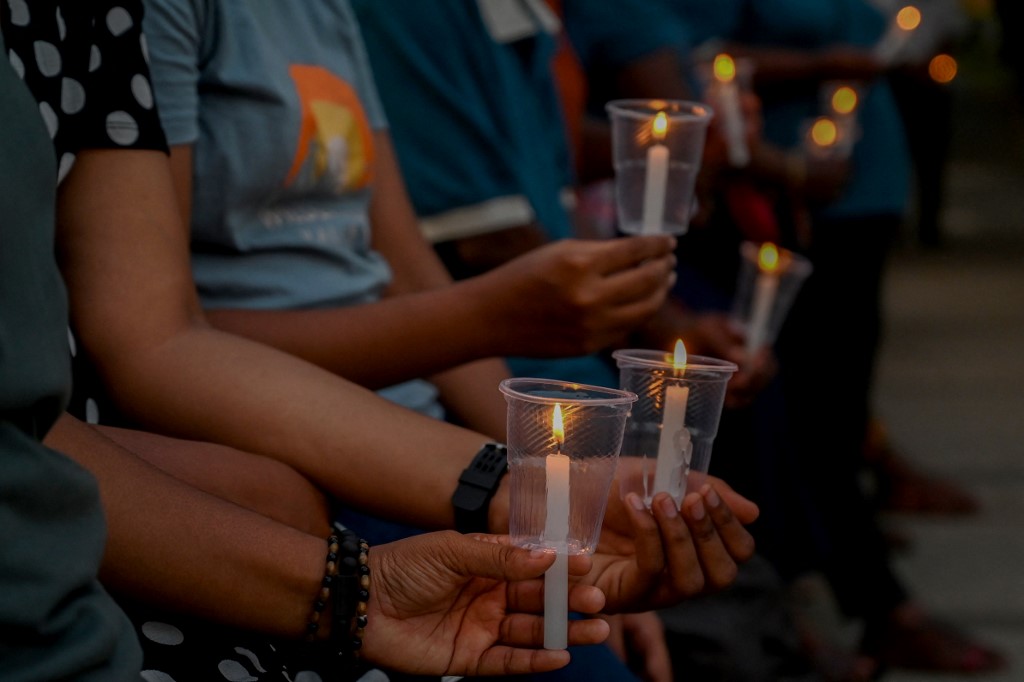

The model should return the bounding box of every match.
[284,65,375,191]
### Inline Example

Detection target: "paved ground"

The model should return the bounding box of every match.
[850,26,1024,682]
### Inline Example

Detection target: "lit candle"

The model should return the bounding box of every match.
[641,111,669,235]
[653,340,690,498]
[746,243,781,358]
[543,403,570,650]
[712,54,750,168]
[874,5,921,65]
[807,116,840,158]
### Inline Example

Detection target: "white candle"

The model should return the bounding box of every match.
[874,6,921,65]
[641,111,669,235]
[746,244,781,358]
[653,340,689,498]
[543,403,570,650]
[543,451,570,649]
[712,54,750,168]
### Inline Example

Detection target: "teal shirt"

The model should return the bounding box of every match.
[0,35,142,682]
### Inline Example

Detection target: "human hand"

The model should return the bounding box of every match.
[362,531,609,676]
[476,236,677,358]
[603,611,673,682]
[581,471,758,613]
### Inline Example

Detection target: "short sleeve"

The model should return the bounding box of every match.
[76,0,168,152]
[141,0,205,144]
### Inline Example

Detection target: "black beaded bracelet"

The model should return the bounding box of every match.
[331,529,370,661]
[305,534,341,642]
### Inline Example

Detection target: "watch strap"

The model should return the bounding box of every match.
[452,442,508,534]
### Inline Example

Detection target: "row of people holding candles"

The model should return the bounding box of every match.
[518,5,932,637]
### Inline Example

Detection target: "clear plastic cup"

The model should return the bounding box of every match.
[730,240,813,361]
[612,350,737,507]
[605,99,714,235]
[500,378,636,554]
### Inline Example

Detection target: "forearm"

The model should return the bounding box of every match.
[429,358,512,441]
[203,276,504,389]
[96,325,489,529]
[44,414,326,638]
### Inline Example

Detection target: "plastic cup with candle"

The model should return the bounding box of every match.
[605,99,714,235]
[730,240,813,362]
[709,53,751,168]
[612,346,737,507]
[874,5,922,65]
[500,378,636,649]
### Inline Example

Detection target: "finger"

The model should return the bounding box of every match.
[497,613,610,648]
[448,532,556,582]
[506,579,605,615]
[705,476,760,523]
[650,492,706,597]
[680,492,739,592]
[595,235,677,275]
[701,483,756,564]
[623,492,667,579]
[475,646,571,676]
[596,254,676,307]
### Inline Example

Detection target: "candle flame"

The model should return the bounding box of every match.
[713,53,736,83]
[896,5,921,31]
[811,117,839,147]
[831,86,858,115]
[929,54,957,84]
[758,242,780,273]
[672,339,688,370]
[651,111,668,141]
[552,403,564,448]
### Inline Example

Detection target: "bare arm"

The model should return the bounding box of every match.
[45,414,328,637]
[57,148,490,530]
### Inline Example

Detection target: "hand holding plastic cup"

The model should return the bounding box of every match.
[612,343,737,508]
[730,241,813,362]
[605,99,714,236]
[500,378,636,649]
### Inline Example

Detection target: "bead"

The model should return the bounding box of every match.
[320,587,330,601]
[358,553,368,566]
[327,552,338,563]
[358,589,368,602]
[358,563,370,575]
[360,574,370,589]
[314,600,326,612]
[357,601,368,616]
[352,637,362,650]
[326,561,336,573]
[357,615,368,628]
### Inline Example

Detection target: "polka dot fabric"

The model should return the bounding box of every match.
[1,0,167,184]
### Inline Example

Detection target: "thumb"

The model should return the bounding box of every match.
[446,533,555,582]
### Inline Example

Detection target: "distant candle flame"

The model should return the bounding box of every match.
[929,54,957,84]
[758,242,780,273]
[831,86,858,115]
[896,6,921,31]
[672,339,688,371]
[552,403,564,448]
[651,111,668,142]
[713,53,736,83]
[811,117,839,147]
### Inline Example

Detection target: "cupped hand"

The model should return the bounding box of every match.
[581,469,758,613]
[362,531,610,676]
[476,236,677,358]
[678,312,777,409]
[602,611,673,682]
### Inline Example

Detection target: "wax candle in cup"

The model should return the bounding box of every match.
[641,111,670,234]
[653,339,691,498]
[745,243,781,359]
[711,53,750,168]
[543,403,570,649]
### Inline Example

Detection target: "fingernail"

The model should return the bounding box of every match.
[529,549,549,559]
[659,496,678,518]
[690,499,706,521]
[626,492,646,511]
[704,486,720,508]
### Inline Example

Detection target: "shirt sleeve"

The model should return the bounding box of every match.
[140,0,205,144]
[76,0,168,152]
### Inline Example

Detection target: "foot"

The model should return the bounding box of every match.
[863,418,979,516]
[867,603,1007,674]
